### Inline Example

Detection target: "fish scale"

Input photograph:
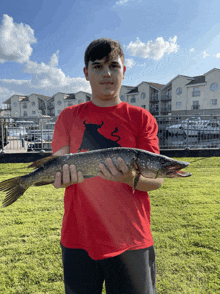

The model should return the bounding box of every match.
[0,147,191,208]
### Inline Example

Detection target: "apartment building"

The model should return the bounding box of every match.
[3,91,92,118]
[120,82,164,115]
[2,67,220,118]
[163,68,220,115]
[120,68,220,116]
[3,94,51,117]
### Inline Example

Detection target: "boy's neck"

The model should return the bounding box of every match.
[91,96,122,107]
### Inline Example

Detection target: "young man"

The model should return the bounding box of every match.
[52,38,163,294]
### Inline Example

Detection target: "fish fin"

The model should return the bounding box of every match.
[155,170,159,179]
[0,177,27,208]
[28,155,58,169]
[133,172,141,193]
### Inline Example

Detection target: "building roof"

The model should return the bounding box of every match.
[64,93,76,100]
[148,82,165,90]
[19,96,29,102]
[185,75,206,86]
[127,87,138,94]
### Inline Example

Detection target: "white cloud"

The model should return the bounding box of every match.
[0,86,16,108]
[0,14,36,64]
[127,36,179,60]
[190,48,195,52]
[0,16,91,102]
[0,60,91,97]
[116,0,129,5]
[213,53,220,59]
[48,50,59,67]
[125,58,135,68]
[203,51,210,58]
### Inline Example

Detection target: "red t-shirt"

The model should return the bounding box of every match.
[51,101,159,260]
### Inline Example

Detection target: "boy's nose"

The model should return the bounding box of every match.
[102,66,111,77]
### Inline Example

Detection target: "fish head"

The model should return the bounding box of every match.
[159,158,191,178]
[136,150,191,178]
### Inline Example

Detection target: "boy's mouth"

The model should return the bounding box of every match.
[100,81,113,84]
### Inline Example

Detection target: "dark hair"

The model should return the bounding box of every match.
[84,38,124,69]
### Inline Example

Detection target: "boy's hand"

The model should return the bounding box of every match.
[53,164,84,189]
[97,158,134,184]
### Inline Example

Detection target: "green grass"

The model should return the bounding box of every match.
[0,158,220,293]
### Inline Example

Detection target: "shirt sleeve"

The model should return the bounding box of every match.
[51,109,70,154]
[136,110,160,154]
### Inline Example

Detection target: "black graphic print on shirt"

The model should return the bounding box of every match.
[78,121,121,152]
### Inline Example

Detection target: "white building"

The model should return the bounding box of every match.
[3,91,92,118]
[162,68,220,115]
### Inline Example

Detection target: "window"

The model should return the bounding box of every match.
[23,111,27,116]
[57,100,62,106]
[32,111,36,114]
[121,95,125,101]
[13,102,17,107]
[176,102,181,108]
[176,87,182,95]
[23,103,27,109]
[210,99,217,106]
[192,87,200,97]
[58,110,61,114]
[130,95,136,103]
[141,92,146,99]
[68,102,73,106]
[192,101,200,110]
[210,83,218,91]
[141,105,146,109]
[31,102,35,106]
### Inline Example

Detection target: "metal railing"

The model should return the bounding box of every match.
[155,115,220,149]
[1,115,220,152]
[0,117,56,153]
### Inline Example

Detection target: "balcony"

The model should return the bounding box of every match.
[161,106,171,113]
[47,104,54,110]
[150,106,159,115]
[192,91,200,97]
[161,94,172,101]
[150,93,159,102]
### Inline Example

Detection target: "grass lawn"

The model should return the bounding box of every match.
[0,157,219,293]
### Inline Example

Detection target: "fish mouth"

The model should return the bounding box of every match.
[164,162,191,177]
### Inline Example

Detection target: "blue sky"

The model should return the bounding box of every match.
[1,0,220,107]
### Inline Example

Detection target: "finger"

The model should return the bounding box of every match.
[77,171,84,183]
[69,165,78,183]
[53,172,62,189]
[105,158,122,176]
[98,163,112,178]
[63,164,70,184]
[117,157,129,174]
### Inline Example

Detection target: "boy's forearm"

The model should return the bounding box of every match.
[125,175,163,192]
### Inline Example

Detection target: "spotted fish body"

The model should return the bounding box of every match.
[0,147,191,207]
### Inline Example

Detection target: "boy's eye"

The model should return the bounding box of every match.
[94,65,102,69]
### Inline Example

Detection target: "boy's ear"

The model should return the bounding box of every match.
[123,65,126,79]
[83,67,89,81]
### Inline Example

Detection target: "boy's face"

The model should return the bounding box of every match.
[84,55,126,105]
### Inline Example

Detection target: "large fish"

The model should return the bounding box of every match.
[0,147,191,208]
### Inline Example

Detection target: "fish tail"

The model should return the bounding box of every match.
[0,176,28,208]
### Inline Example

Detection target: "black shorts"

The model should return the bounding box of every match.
[61,243,156,294]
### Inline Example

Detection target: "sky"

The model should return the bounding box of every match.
[1,0,220,108]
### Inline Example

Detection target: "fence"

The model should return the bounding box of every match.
[0,117,56,153]
[156,115,220,149]
[0,115,220,153]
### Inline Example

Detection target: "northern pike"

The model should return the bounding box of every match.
[0,147,191,208]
